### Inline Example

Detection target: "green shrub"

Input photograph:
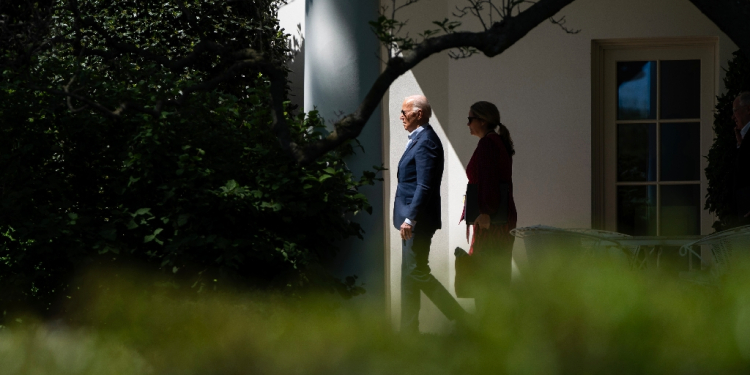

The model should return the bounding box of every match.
[705,51,750,231]
[0,0,376,318]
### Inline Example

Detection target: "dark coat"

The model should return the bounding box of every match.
[393,124,444,230]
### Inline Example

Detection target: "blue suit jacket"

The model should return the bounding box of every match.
[393,124,444,230]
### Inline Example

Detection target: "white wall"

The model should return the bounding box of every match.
[304,0,386,309]
[278,0,305,110]
[385,0,737,333]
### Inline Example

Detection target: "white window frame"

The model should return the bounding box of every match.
[591,37,719,236]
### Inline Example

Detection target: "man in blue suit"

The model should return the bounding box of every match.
[395,95,468,334]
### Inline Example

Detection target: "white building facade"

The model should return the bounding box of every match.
[280,0,738,333]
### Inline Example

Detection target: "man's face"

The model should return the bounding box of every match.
[400,100,421,132]
[733,97,750,130]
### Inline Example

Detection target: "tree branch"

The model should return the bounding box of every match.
[63,76,88,112]
[289,0,576,165]
[33,85,126,120]
[549,15,580,34]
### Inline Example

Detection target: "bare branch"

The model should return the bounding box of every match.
[549,15,580,34]
[454,1,489,31]
[291,0,577,164]
[378,0,423,58]
[394,0,420,12]
[447,46,478,60]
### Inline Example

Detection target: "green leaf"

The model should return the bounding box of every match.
[127,220,139,229]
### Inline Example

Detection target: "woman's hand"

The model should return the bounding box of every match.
[476,214,491,229]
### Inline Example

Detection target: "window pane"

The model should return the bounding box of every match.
[660,122,700,181]
[617,61,657,120]
[617,185,657,236]
[618,123,657,182]
[661,185,701,235]
[660,60,700,119]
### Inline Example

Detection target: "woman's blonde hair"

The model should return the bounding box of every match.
[470,101,515,156]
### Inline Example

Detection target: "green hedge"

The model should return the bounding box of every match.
[706,51,750,231]
[0,0,376,318]
[6,256,750,374]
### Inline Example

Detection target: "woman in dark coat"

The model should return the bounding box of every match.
[461,101,518,320]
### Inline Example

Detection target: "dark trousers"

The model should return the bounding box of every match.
[472,240,514,325]
[401,228,466,334]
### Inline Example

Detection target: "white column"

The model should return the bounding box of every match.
[305,0,384,306]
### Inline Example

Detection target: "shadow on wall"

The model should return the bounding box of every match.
[410,58,479,169]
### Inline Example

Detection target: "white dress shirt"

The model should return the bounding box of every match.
[405,125,425,150]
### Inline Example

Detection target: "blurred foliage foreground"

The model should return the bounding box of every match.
[5,254,750,375]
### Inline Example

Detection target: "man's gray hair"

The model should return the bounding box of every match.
[405,95,432,121]
[737,91,750,106]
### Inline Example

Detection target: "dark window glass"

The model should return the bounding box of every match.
[660,60,700,119]
[660,122,701,181]
[617,61,657,120]
[617,185,657,236]
[660,185,701,235]
[618,123,657,182]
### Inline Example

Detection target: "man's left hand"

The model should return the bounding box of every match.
[400,222,413,240]
[744,210,750,218]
